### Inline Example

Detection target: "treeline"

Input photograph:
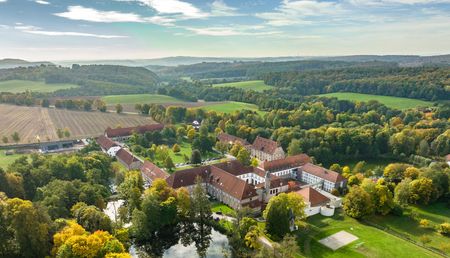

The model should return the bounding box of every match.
[53,99,107,112]
[144,97,448,163]
[0,64,160,96]
[153,60,394,80]
[0,149,132,257]
[0,91,35,106]
[262,66,450,101]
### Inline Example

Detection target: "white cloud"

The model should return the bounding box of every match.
[348,0,450,5]
[0,0,7,3]
[35,0,50,5]
[256,0,342,26]
[182,25,280,36]
[210,0,239,17]
[138,0,208,19]
[14,24,127,38]
[54,5,175,25]
[55,6,145,22]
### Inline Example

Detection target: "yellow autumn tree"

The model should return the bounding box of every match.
[52,221,130,258]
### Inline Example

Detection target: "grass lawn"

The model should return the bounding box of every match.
[170,141,192,164]
[367,202,450,255]
[200,101,265,115]
[211,202,236,217]
[0,150,28,169]
[327,158,401,171]
[296,211,440,258]
[317,92,433,110]
[0,80,78,93]
[102,94,185,105]
[212,80,273,92]
[169,140,223,166]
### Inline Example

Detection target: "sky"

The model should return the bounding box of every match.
[0,0,449,61]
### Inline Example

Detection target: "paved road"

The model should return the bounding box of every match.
[212,213,236,222]
[259,236,274,249]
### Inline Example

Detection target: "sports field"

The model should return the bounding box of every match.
[317,92,433,110]
[102,94,184,105]
[0,80,78,93]
[212,80,273,92]
[296,211,440,258]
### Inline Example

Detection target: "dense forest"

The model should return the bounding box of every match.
[152,60,396,80]
[0,64,160,96]
[262,66,450,101]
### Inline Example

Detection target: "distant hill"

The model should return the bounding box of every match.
[53,54,450,68]
[314,55,450,67]
[54,56,309,67]
[0,58,53,69]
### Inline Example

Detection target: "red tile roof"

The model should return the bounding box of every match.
[166,166,210,188]
[105,123,164,138]
[141,160,169,182]
[166,161,258,200]
[116,148,140,166]
[209,166,258,200]
[255,177,289,189]
[217,133,249,146]
[295,187,330,207]
[213,160,254,176]
[251,136,280,155]
[96,135,118,150]
[301,163,345,183]
[261,154,311,172]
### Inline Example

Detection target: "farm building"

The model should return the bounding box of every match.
[140,160,170,187]
[217,132,250,146]
[217,133,285,162]
[96,136,121,157]
[249,136,285,162]
[116,148,142,170]
[105,123,164,142]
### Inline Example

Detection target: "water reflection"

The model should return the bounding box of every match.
[132,221,229,258]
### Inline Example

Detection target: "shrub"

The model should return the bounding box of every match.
[419,235,431,245]
[419,219,430,228]
[437,223,450,235]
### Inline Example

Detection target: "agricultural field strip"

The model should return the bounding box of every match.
[0,104,157,144]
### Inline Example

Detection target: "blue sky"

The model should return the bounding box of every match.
[0,0,449,60]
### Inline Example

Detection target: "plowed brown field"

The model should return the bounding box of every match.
[0,104,156,144]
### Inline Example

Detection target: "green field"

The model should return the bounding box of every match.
[200,101,264,115]
[0,80,78,93]
[368,202,450,255]
[0,151,27,169]
[297,211,440,258]
[102,94,185,105]
[317,92,433,110]
[212,80,273,92]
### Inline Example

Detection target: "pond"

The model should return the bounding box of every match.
[130,228,229,258]
[105,200,231,258]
